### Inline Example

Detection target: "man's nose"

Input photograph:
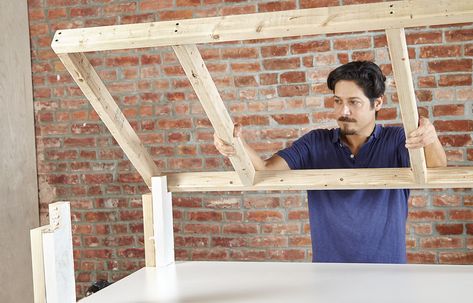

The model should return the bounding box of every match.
[342,104,350,116]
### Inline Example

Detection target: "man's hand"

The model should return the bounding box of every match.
[405,117,439,149]
[213,123,242,157]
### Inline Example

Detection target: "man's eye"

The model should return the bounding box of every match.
[334,99,341,103]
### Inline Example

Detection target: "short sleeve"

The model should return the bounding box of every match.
[276,131,315,170]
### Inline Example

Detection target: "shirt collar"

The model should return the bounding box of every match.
[332,124,381,144]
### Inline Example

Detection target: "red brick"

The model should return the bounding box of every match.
[177,0,200,7]
[334,37,371,50]
[272,114,309,125]
[419,45,461,58]
[184,223,220,234]
[222,224,258,234]
[235,75,257,87]
[433,104,465,116]
[300,0,339,8]
[211,237,248,247]
[435,224,464,235]
[160,10,194,20]
[260,73,278,85]
[433,120,473,132]
[140,0,173,11]
[445,29,473,42]
[291,41,330,54]
[258,1,296,12]
[103,2,136,15]
[263,58,300,70]
[268,249,306,261]
[439,134,472,147]
[222,48,258,59]
[231,62,260,72]
[247,210,283,222]
[438,74,472,86]
[261,45,289,57]
[233,115,269,126]
[70,7,99,17]
[449,210,473,221]
[188,211,223,221]
[406,32,442,45]
[221,5,256,16]
[433,195,462,207]
[278,85,309,97]
[408,210,446,221]
[243,197,279,208]
[407,252,436,264]
[428,59,472,73]
[280,71,306,84]
[439,252,473,264]
[420,237,463,249]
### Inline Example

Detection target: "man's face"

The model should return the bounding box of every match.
[333,80,382,136]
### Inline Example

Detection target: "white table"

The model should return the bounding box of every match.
[80,261,472,303]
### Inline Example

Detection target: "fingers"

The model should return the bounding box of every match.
[213,133,236,157]
[406,132,437,148]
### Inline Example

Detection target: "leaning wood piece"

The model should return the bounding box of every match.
[142,193,156,267]
[51,1,473,53]
[31,202,76,303]
[152,176,175,267]
[30,226,49,303]
[165,167,473,192]
[386,28,427,184]
[58,53,159,187]
[173,44,255,186]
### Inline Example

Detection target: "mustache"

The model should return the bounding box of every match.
[338,117,357,123]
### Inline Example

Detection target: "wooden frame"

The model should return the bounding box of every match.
[30,202,76,303]
[51,0,473,191]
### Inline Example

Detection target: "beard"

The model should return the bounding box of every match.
[338,117,357,136]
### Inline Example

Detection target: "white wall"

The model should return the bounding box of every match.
[0,0,39,302]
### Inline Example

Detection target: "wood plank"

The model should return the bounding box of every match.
[51,1,473,53]
[142,193,156,267]
[386,28,427,184]
[165,167,473,192]
[42,202,76,303]
[173,44,255,186]
[57,52,159,187]
[30,226,49,303]
[151,176,175,267]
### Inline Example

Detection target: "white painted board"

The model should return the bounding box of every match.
[79,261,473,303]
[42,202,76,303]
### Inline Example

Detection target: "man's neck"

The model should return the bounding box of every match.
[341,124,376,155]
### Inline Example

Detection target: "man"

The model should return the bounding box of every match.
[214,61,447,263]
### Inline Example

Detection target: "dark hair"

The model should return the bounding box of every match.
[327,61,386,107]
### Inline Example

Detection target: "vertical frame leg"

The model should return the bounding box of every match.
[151,176,175,267]
[142,193,156,267]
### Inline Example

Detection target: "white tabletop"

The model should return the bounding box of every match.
[79,261,473,303]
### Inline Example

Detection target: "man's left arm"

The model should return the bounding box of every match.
[405,117,447,168]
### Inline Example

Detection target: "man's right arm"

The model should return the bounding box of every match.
[213,124,290,171]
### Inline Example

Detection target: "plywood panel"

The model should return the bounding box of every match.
[0,1,39,303]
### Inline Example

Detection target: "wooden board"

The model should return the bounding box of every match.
[386,28,427,184]
[42,202,76,303]
[173,44,255,185]
[165,167,473,192]
[142,193,156,267]
[152,177,175,267]
[57,52,159,187]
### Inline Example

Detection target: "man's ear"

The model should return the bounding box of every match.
[374,96,384,111]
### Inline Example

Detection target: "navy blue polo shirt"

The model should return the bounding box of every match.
[277,125,410,263]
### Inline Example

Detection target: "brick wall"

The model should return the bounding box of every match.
[28,0,473,297]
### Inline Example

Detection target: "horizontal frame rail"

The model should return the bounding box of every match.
[51,0,473,53]
[165,167,473,192]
